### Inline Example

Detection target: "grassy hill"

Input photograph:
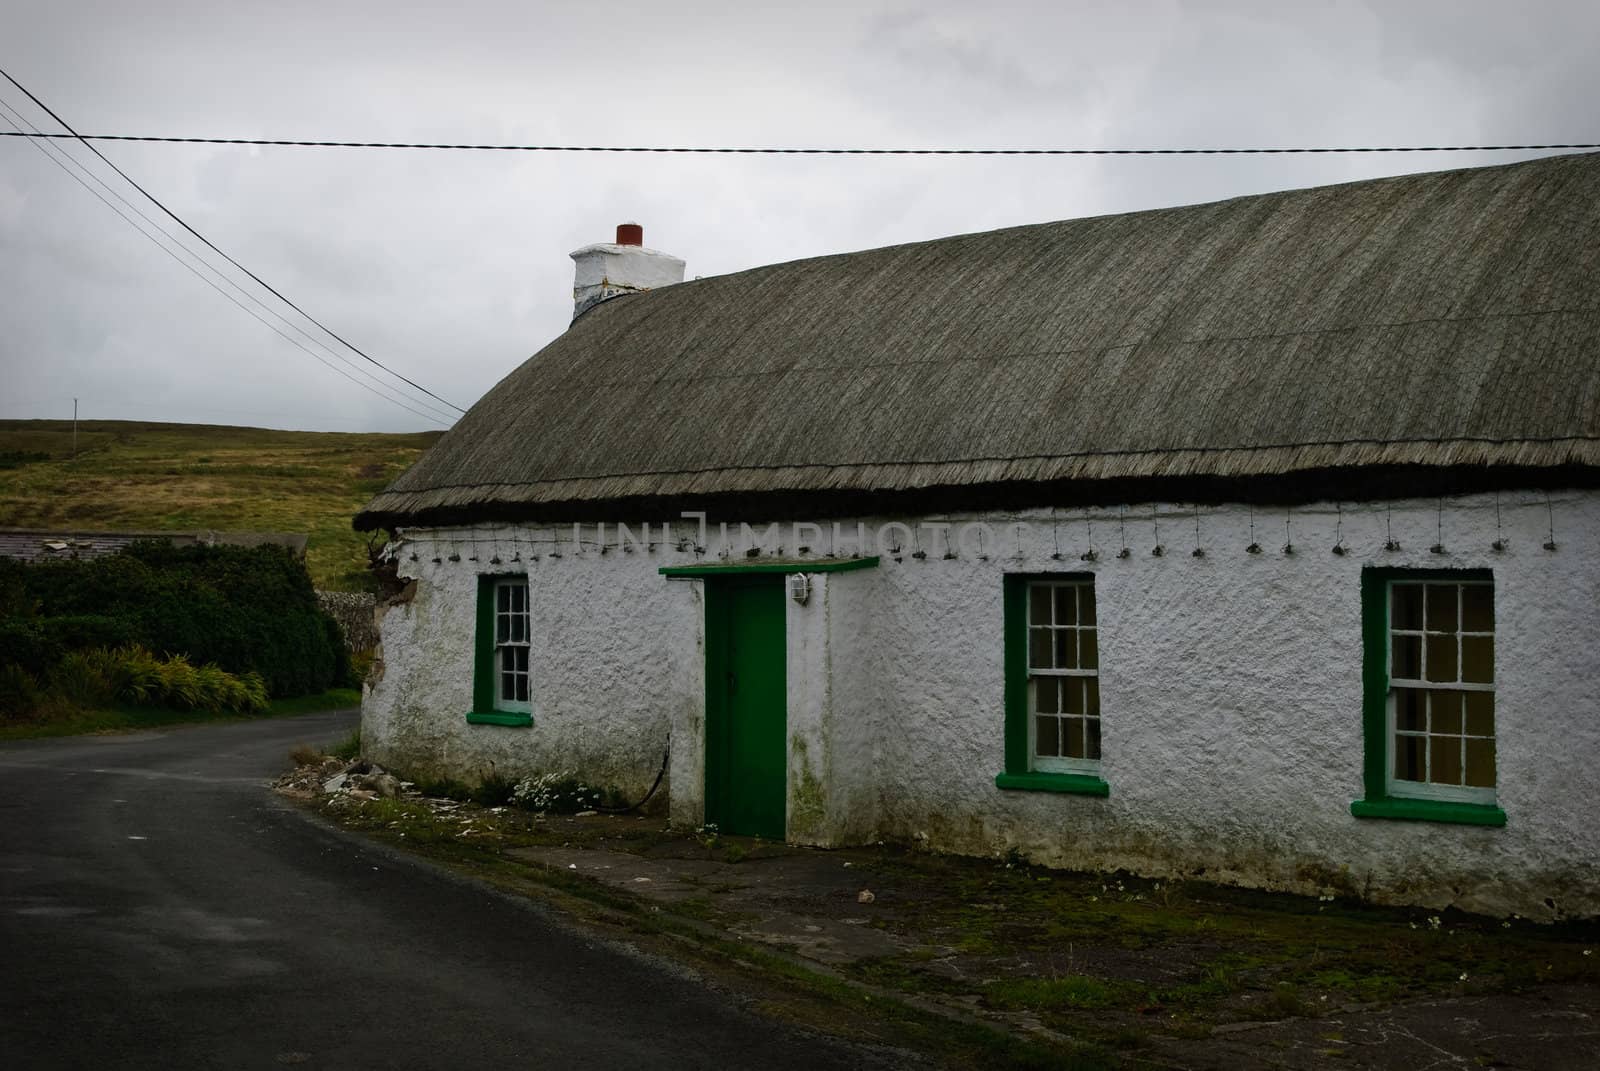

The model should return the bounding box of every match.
[0,420,443,590]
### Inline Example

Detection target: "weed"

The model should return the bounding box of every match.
[288,742,323,767]
[472,770,516,807]
[415,776,473,802]
[985,974,1120,1011]
[328,728,361,761]
[509,772,605,814]
[1263,982,1308,1019]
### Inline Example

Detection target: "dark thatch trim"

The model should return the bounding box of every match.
[357,151,1600,530]
[358,464,1600,532]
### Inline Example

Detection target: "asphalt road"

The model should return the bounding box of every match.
[0,711,906,1070]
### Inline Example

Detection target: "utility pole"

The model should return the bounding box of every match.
[72,398,78,460]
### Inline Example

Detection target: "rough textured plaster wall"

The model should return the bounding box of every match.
[786,574,831,844]
[366,492,1599,917]
[364,525,694,802]
[857,492,1600,919]
[825,568,887,844]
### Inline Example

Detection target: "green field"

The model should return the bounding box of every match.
[0,420,442,590]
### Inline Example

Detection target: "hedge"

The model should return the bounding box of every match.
[0,542,348,697]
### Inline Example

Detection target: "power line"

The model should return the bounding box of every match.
[0,104,452,427]
[2,132,1598,154]
[0,67,467,416]
[0,97,459,426]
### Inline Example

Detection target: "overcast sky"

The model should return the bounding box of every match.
[1,0,1595,432]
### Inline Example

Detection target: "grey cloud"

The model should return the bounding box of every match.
[1,0,1595,431]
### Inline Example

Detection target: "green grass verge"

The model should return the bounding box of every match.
[0,687,359,740]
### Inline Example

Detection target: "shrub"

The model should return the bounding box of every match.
[39,614,137,652]
[155,655,202,709]
[0,664,42,719]
[0,619,59,677]
[49,651,114,708]
[0,544,343,698]
[109,645,161,704]
[239,672,268,712]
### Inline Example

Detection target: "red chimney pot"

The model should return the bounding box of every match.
[616,222,644,246]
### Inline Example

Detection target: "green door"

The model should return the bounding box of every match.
[704,576,787,839]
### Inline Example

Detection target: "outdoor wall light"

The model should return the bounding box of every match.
[788,573,812,605]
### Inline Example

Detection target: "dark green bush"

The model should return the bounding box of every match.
[39,614,137,652]
[0,663,42,719]
[0,619,58,676]
[0,543,342,698]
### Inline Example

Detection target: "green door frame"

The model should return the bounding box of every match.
[702,575,788,839]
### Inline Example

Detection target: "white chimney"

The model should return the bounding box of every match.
[569,222,686,320]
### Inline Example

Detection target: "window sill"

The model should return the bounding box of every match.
[465,711,533,727]
[995,771,1110,797]
[1350,797,1504,826]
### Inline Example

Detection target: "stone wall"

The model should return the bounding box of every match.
[315,590,379,652]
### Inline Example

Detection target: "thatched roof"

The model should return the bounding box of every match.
[357,151,1600,529]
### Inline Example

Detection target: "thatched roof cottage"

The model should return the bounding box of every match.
[357,152,1600,918]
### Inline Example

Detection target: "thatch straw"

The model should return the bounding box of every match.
[357,151,1600,529]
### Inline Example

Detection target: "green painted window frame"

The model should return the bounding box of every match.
[995,573,1110,797]
[1352,567,1504,827]
[466,573,533,728]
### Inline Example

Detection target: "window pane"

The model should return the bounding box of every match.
[1392,583,1424,630]
[1460,636,1492,684]
[500,670,514,700]
[1064,719,1086,759]
[497,616,510,644]
[1034,677,1060,714]
[1394,734,1425,781]
[1392,635,1421,679]
[1430,691,1462,735]
[1085,718,1102,760]
[1425,584,1458,632]
[514,674,528,702]
[1029,628,1052,669]
[498,584,511,612]
[1035,715,1059,757]
[513,584,527,612]
[1085,676,1100,717]
[1430,735,1463,786]
[1461,584,1493,633]
[1395,688,1425,732]
[1055,629,1078,670]
[1055,586,1078,626]
[1078,584,1096,626]
[1464,738,1496,787]
[1029,587,1051,626]
[515,646,529,671]
[1080,628,1098,671]
[1464,691,1495,737]
[1064,678,1084,716]
[1424,634,1457,682]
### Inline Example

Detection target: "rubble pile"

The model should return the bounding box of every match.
[275,756,409,802]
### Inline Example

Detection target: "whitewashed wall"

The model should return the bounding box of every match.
[364,490,1600,918]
